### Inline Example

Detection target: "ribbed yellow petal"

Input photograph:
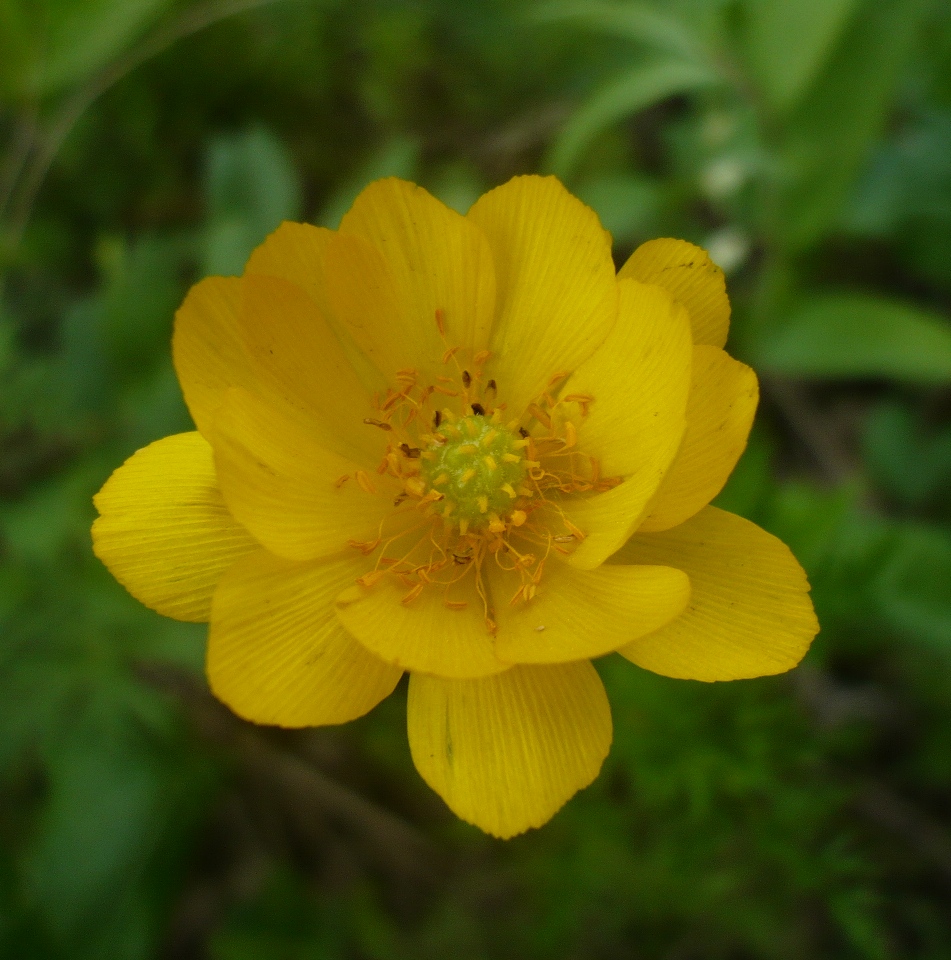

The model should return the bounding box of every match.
[245,221,334,316]
[468,176,618,416]
[208,549,402,727]
[339,178,496,358]
[615,506,818,680]
[92,433,257,622]
[492,559,689,663]
[639,345,758,532]
[618,238,730,347]
[245,222,387,394]
[238,274,381,465]
[209,387,395,562]
[553,473,666,571]
[566,280,691,477]
[407,662,612,838]
[324,230,438,380]
[172,276,250,436]
[335,575,510,680]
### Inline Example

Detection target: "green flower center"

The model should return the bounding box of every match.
[420,414,527,525]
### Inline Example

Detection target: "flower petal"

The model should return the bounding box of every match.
[209,387,395,562]
[407,662,612,838]
[324,230,442,381]
[492,560,689,664]
[92,432,257,622]
[237,274,382,465]
[172,276,250,436]
[565,278,692,477]
[208,549,402,727]
[335,574,510,680]
[245,222,387,393]
[339,178,496,357]
[614,506,818,680]
[639,346,758,532]
[618,238,730,347]
[467,176,618,415]
[244,221,334,316]
[555,475,676,570]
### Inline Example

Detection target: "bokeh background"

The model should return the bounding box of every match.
[3,0,951,957]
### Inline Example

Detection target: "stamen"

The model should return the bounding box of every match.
[355,470,377,494]
[363,417,392,430]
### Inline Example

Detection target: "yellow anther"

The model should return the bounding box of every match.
[355,470,377,494]
[563,421,577,448]
[563,518,587,541]
[482,429,499,446]
[401,584,425,605]
[473,349,491,364]
[404,477,426,497]
[464,419,480,438]
[510,510,527,526]
[501,482,517,499]
[483,455,497,471]
[357,570,387,588]
[458,468,477,485]
[488,514,506,534]
[433,472,450,485]
[502,453,521,464]
[458,443,479,455]
[477,495,489,514]
[459,519,469,535]
[334,474,350,488]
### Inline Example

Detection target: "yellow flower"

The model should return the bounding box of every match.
[92,176,818,838]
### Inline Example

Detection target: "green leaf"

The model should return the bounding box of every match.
[774,0,933,250]
[863,400,951,508]
[739,0,861,113]
[202,127,302,276]
[1,0,175,100]
[756,294,951,384]
[26,723,167,940]
[536,0,707,61]
[572,171,662,244]
[546,57,722,179]
[876,527,951,651]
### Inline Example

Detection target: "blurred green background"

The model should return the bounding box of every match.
[3,0,951,957]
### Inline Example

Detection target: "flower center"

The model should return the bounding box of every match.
[418,414,527,527]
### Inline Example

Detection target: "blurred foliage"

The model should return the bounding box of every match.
[2,0,951,958]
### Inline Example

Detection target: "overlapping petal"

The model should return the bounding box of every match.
[614,506,818,681]
[339,178,496,359]
[407,662,612,838]
[209,387,395,562]
[92,432,257,622]
[245,222,387,393]
[492,559,689,664]
[335,573,510,680]
[468,176,618,416]
[619,238,730,347]
[566,279,693,477]
[551,279,692,568]
[172,276,250,436]
[639,345,758,532]
[208,549,403,727]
